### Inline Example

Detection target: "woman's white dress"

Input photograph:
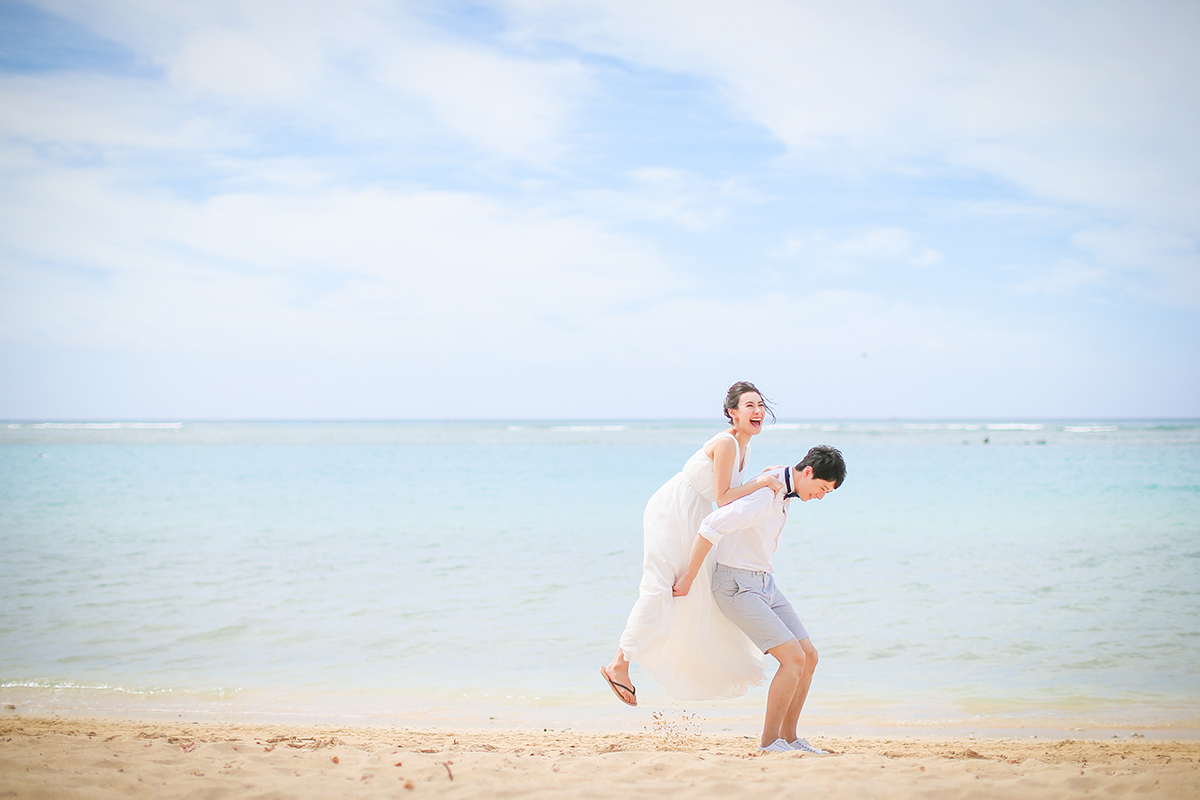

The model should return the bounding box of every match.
[618,431,766,699]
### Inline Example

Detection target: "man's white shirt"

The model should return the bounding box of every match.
[698,467,794,573]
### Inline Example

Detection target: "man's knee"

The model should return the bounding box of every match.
[769,639,807,673]
[800,639,818,672]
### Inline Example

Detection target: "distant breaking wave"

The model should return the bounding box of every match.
[903,423,983,431]
[550,425,627,432]
[903,423,1045,431]
[10,422,185,430]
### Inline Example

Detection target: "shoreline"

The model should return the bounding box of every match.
[2,714,1198,799]
[6,687,1199,742]
[8,708,1199,743]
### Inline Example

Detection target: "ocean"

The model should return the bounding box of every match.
[2,420,1198,736]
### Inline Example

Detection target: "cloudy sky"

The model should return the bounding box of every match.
[1,0,1197,420]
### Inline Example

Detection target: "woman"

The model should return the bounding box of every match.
[601,382,781,704]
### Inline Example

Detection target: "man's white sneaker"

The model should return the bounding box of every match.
[759,738,792,753]
[788,738,828,755]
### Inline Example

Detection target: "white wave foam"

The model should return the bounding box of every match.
[903,423,983,431]
[26,422,184,430]
[1063,425,1119,433]
[985,423,1044,431]
[551,425,627,432]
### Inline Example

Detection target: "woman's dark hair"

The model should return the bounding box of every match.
[797,445,847,488]
[723,381,776,424]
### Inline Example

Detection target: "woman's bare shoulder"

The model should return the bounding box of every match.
[704,430,737,458]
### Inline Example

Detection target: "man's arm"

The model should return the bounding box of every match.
[672,534,713,597]
[672,486,777,597]
[699,484,778,542]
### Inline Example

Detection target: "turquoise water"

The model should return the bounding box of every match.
[1,420,1198,733]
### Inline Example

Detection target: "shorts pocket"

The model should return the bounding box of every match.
[712,572,739,598]
[732,576,770,604]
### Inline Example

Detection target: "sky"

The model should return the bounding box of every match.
[0,0,1197,420]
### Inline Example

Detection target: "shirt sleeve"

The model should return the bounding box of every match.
[698,486,777,545]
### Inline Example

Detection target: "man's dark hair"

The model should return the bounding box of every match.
[796,445,846,488]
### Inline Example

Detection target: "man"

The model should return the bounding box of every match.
[672,444,846,753]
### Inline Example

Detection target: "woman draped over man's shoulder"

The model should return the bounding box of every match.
[601,381,783,705]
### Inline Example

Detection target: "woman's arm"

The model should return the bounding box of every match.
[719,472,783,506]
[711,436,782,506]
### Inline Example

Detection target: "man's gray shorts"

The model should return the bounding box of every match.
[712,563,809,653]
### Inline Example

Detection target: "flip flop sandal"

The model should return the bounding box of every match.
[599,666,637,706]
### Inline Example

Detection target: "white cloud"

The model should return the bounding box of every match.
[566,168,753,231]
[34,0,587,162]
[1011,259,1111,297]
[2,0,1195,418]
[505,0,1200,226]
[0,156,1068,414]
[169,27,315,102]
[0,165,682,361]
[777,227,943,270]
[1072,227,1200,308]
[1002,225,1200,308]
[375,41,587,162]
[542,287,1090,418]
[0,73,235,153]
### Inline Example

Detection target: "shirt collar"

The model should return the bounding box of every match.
[783,466,799,500]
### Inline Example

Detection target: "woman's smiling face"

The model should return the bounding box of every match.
[728,391,767,436]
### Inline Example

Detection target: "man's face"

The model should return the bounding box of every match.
[793,466,836,501]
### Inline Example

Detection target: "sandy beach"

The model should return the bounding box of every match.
[2,715,1197,799]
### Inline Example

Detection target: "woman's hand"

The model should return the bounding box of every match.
[755,472,784,496]
[672,573,695,597]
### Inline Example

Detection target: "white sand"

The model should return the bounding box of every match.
[2,715,1197,798]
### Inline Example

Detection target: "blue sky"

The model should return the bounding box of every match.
[1,0,1197,420]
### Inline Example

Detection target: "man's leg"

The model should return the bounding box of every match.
[761,638,807,747]
[779,637,818,744]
